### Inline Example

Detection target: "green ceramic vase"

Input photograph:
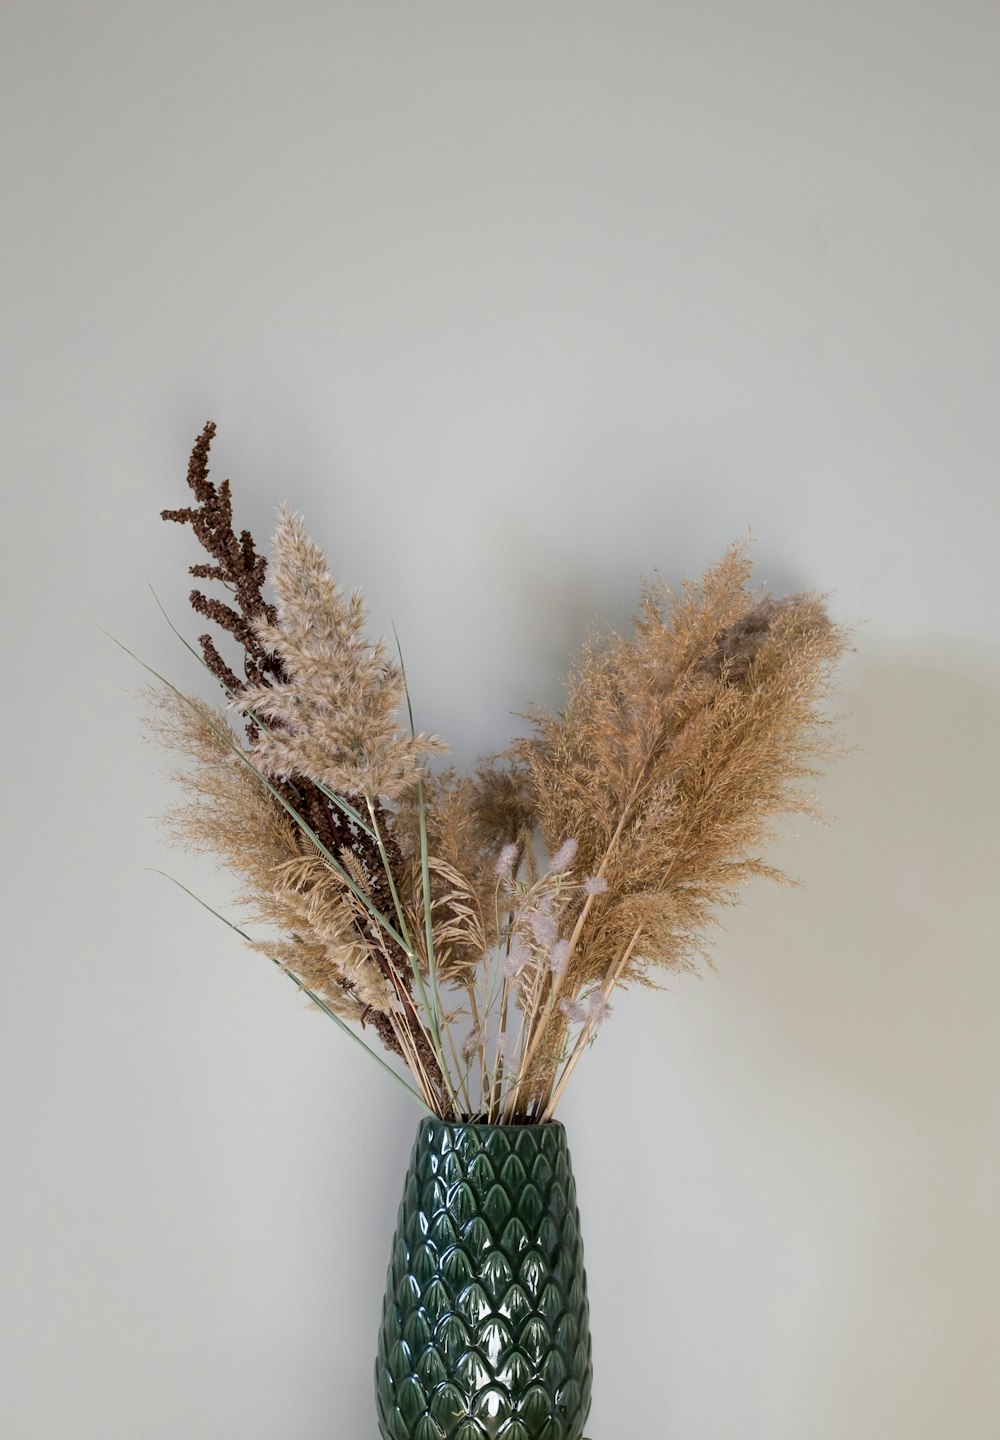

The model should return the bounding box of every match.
[375,1119,593,1440]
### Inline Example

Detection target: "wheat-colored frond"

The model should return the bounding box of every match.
[239,507,446,799]
[144,685,405,1027]
[512,552,847,1022]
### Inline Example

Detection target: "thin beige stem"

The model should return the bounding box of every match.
[442,1010,474,1119]
[466,983,488,1120]
[389,987,437,1106]
[388,1012,436,1110]
[488,971,513,1121]
[501,800,637,1121]
[365,796,457,1108]
[541,925,643,1122]
[369,921,439,1106]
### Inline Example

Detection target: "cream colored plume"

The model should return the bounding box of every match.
[239,506,446,799]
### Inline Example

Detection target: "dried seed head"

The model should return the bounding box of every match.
[546,837,578,875]
[549,938,571,976]
[496,842,520,882]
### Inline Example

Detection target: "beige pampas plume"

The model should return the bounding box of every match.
[239,506,447,800]
[142,686,391,1026]
[513,544,847,998]
[494,545,848,1117]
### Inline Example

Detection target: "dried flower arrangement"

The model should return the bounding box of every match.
[140,422,847,1125]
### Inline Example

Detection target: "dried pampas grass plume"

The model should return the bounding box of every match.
[240,506,447,801]
[142,686,392,1026]
[148,424,850,1123]
[512,544,847,1009]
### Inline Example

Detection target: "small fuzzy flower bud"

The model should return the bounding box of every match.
[559,997,588,1025]
[547,837,578,875]
[530,910,558,949]
[500,1029,519,1072]
[586,991,611,1026]
[583,874,608,896]
[502,942,531,980]
[496,842,519,881]
[549,938,571,976]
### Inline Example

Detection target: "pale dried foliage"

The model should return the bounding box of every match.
[153,436,847,1122]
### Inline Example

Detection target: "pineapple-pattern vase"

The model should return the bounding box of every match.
[376,1119,592,1440]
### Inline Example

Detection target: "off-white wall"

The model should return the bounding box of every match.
[3,3,998,1437]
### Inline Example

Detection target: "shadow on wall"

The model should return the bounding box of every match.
[766,651,1000,1438]
[727,651,998,1438]
[576,650,1000,1440]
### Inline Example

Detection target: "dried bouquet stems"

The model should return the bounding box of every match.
[142,422,847,1123]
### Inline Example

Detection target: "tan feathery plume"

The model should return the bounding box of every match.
[505,547,848,1113]
[240,506,446,800]
[143,686,401,1038]
[527,557,845,989]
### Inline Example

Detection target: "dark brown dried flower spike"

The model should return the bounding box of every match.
[161,421,283,709]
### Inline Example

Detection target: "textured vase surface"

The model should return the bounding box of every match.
[376,1118,592,1440]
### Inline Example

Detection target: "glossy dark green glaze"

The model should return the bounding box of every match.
[375,1119,592,1440]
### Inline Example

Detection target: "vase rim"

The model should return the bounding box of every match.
[418,1116,566,1134]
